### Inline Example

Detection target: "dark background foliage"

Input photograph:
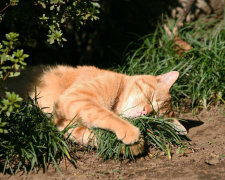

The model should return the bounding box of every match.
[0,0,177,68]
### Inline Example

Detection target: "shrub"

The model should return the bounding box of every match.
[0,32,28,133]
[0,97,76,174]
[1,0,100,47]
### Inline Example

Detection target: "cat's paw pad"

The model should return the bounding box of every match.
[121,137,145,156]
[117,125,140,145]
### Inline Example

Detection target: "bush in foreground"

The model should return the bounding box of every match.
[0,97,76,175]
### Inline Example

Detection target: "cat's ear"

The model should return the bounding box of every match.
[156,71,179,90]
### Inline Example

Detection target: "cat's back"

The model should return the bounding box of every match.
[3,65,108,107]
[35,65,109,97]
[31,65,110,112]
[3,65,121,113]
[40,65,106,88]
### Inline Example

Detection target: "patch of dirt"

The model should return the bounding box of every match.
[1,106,225,180]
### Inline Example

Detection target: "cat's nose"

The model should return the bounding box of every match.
[141,106,148,116]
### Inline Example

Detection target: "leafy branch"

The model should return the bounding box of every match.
[37,0,101,46]
[0,32,29,133]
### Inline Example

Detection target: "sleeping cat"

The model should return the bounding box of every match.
[5,65,187,154]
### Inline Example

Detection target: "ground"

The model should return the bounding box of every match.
[1,106,225,180]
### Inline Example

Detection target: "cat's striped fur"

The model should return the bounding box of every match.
[5,65,187,154]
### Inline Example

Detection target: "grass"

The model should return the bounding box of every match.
[89,112,187,160]
[0,97,76,175]
[1,17,225,175]
[116,19,225,110]
[89,17,225,160]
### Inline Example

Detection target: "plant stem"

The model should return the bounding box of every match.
[3,63,15,81]
[0,2,12,13]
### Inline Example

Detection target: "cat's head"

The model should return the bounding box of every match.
[118,71,179,118]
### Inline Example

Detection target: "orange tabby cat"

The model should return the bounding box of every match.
[27,65,186,148]
[5,65,187,154]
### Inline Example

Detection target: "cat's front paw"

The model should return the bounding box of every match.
[130,138,144,156]
[116,125,140,144]
[121,137,145,156]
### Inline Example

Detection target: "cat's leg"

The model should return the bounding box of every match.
[56,116,144,156]
[170,118,187,135]
[57,118,143,155]
[159,108,187,135]
[71,126,95,146]
[56,118,95,146]
[55,95,140,145]
[72,126,144,156]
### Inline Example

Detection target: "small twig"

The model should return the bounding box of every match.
[3,63,16,81]
[163,1,195,55]
[64,158,67,170]
[147,128,153,134]
[0,3,12,13]
[3,68,13,81]
[163,24,172,37]
[164,0,196,37]
[173,0,196,34]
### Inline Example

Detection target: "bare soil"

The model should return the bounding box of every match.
[1,106,225,180]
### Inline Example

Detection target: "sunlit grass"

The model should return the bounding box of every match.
[1,17,225,175]
[116,20,225,110]
[89,113,187,160]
